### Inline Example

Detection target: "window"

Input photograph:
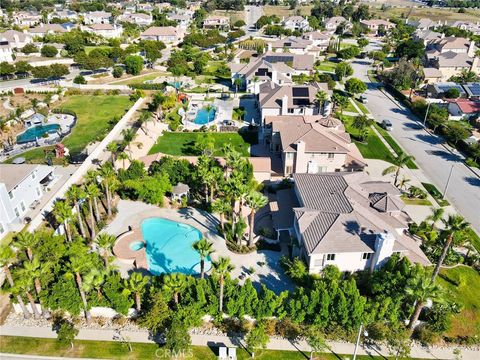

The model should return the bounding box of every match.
[36,187,42,196]
[314,259,323,266]
[8,191,13,200]
[285,165,293,174]
[14,207,20,217]
[362,253,372,260]
[328,153,334,159]
[0,223,4,234]
[31,171,36,179]
[20,201,26,212]
[286,152,294,159]
[326,253,335,261]
[287,108,294,114]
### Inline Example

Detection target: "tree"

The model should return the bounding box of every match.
[212,256,234,313]
[245,323,269,357]
[212,198,230,231]
[357,38,369,48]
[125,272,149,312]
[31,66,52,79]
[124,55,143,75]
[55,318,78,349]
[315,90,328,111]
[13,231,37,261]
[233,77,243,97]
[245,191,268,247]
[163,273,187,306]
[50,64,69,78]
[53,200,74,242]
[165,317,191,354]
[95,233,117,269]
[21,258,46,317]
[335,62,353,81]
[22,43,38,54]
[386,59,419,90]
[66,249,93,323]
[118,152,130,170]
[395,39,425,60]
[406,272,443,331]
[99,162,117,217]
[382,152,415,187]
[121,128,136,156]
[444,88,460,99]
[15,275,42,319]
[233,20,246,28]
[352,115,373,141]
[41,45,58,58]
[141,40,165,66]
[386,327,411,360]
[66,185,87,238]
[444,122,470,145]
[305,327,328,360]
[431,215,469,281]
[332,93,349,114]
[85,183,100,239]
[73,75,86,84]
[345,78,367,96]
[138,291,170,335]
[192,238,215,279]
[426,207,445,227]
[112,66,124,78]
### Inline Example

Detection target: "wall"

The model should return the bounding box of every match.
[308,252,372,273]
[28,97,145,231]
[12,303,138,318]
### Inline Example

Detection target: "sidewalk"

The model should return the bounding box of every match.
[1,324,478,360]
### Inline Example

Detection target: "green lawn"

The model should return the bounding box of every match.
[84,46,112,55]
[0,336,434,360]
[400,195,432,206]
[148,132,251,157]
[437,266,480,342]
[465,227,480,253]
[315,60,337,73]
[113,72,168,85]
[421,182,450,207]
[374,124,418,169]
[354,99,370,115]
[343,101,359,114]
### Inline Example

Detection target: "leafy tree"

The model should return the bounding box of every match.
[53,200,74,242]
[13,231,38,261]
[123,173,171,206]
[357,38,369,48]
[22,43,38,54]
[233,20,246,28]
[444,122,470,145]
[337,46,360,60]
[335,62,353,81]
[125,272,149,312]
[165,317,191,354]
[54,318,79,349]
[305,327,328,360]
[41,45,58,58]
[395,39,425,60]
[112,66,124,78]
[192,238,215,279]
[382,152,415,187]
[386,59,419,90]
[245,191,268,247]
[31,66,52,79]
[352,115,373,141]
[50,64,69,78]
[332,92,349,114]
[73,75,86,84]
[124,55,143,75]
[163,273,187,305]
[141,40,165,66]
[212,256,234,313]
[444,88,460,99]
[15,61,32,74]
[245,323,269,357]
[66,185,87,238]
[344,78,367,96]
[139,291,170,335]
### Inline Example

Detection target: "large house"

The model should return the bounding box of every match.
[360,19,395,35]
[140,26,184,44]
[0,30,33,62]
[447,99,480,120]
[324,16,350,33]
[28,24,71,37]
[203,16,229,30]
[264,115,366,175]
[270,172,429,273]
[83,24,122,39]
[0,164,55,237]
[268,37,320,56]
[12,11,42,27]
[282,16,311,32]
[83,11,111,25]
[118,12,153,26]
[48,9,78,22]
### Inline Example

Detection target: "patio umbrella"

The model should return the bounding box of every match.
[12,157,26,164]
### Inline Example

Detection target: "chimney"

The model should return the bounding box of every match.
[369,230,395,272]
[468,40,476,57]
[267,42,272,52]
[281,94,288,115]
[471,57,479,73]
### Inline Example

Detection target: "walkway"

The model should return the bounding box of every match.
[0,324,478,360]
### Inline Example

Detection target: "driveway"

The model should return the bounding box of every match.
[351,59,480,234]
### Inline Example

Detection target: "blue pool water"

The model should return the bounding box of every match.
[141,217,211,275]
[130,241,145,251]
[17,124,60,144]
[168,81,182,89]
[194,107,216,125]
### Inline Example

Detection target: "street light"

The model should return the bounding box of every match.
[353,324,368,360]
[423,101,431,127]
[443,164,455,199]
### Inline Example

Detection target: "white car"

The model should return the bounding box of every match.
[381,119,393,131]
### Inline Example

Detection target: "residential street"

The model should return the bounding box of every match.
[351,59,480,234]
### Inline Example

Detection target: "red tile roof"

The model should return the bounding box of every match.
[451,99,480,114]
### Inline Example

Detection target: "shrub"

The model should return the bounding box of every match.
[112,66,124,78]
[41,45,58,58]
[73,75,86,84]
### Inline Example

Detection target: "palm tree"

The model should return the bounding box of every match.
[0,246,31,319]
[121,128,136,156]
[212,256,234,313]
[117,151,130,170]
[426,207,444,227]
[211,198,230,231]
[85,176,102,222]
[406,272,443,331]
[315,90,328,113]
[21,259,47,317]
[85,184,98,240]
[125,272,150,312]
[99,163,116,217]
[13,231,37,261]
[398,176,411,191]
[137,111,151,135]
[382,152,415,187]
[245,191,268,247]
[95,233,117,269]
[431,215,469,281]
[66,185,87,238]
[53,200,74,242]
[82,268,106,301]
[192,238,215,279]
[163,273,186,306]
[233,77,242,97]
[15,276,41,319]
[106,141,119,166]
[66,253,92,323]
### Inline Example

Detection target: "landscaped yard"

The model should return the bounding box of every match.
[374,124,418,169]
[112,71,169,85]
[437,266,480,342]
[148,132,251,157]
[400,195,432,206]
[315,60,337,73]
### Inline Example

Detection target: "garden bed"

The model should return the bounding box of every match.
[400,195,432,206]
[421,182,450,207]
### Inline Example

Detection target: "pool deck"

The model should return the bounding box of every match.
[104,199,294,293]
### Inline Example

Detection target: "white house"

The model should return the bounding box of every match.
[283,16,311,32]
[140,26,184,44]
[269,172,430,274]
[324,16,349,33]
[118,12,153,26]
[0,30,33,62]
[0,164,55,237]
[48,9,78,22]
[203,16,229,30]
[360,19,395,35]
[83,24,122,39]
[12,11,42,27]
[84,11,112,25]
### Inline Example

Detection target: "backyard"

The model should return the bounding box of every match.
[8,95,132,163]
[148,132,251,157]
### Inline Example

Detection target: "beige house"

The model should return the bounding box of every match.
[360,19,395,35]
[140,26,184,44]
[203,16,229,30]
[264,115,366,175]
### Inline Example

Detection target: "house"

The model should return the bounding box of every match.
[168,14,192,29]
[264,115,366,175]
[360,19,395,35]
[451,21,480,36]
[48,9,78,22]
[302,31,331,52]
[12,11,42,27]
[84,24,122,39]
[28,24,70,37]
[203,16,229,30]
[427,37,473,55]
[422,68,443,85]
[0,41,13,63]
[118,12,153,26]
[140,26,184,44]
[0,164,55,237]
[413,29,444,46]
[447,99,480,120]
[324,16,350,33]
[283,16,311,32]
[0,30,33,62]
[137,3,156,12]
[268,37,317,55]
[259,83,330,120]
[463,83,480,100]
[271,172,429,273]
[427,82,467,98]
[407,18,437,31]
[83,11,111,25]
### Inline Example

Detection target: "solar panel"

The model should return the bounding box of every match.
[465,83,480,96]
[293,98,310,106]
[293,87,309,97]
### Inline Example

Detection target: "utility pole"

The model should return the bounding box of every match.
[443,164,454,198]
[423,101,431,126]
[353,323,363,360]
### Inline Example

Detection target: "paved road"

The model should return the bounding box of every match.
[245,5,263,32]
[351,58,480,234]
[0,68,82,91]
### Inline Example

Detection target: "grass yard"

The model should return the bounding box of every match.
[421,182,450,207]
[148,132,251,157]
[264,5,313,17]
[344,101,359,114]
[371,5,480,22]
[112,71,168,85]
[400,195,432,206]
[437,266,480,342]
[465,228,480,253]
[374,124,418,169]
[354,99,370,115]
[84,46,112,54]
[315,60,337,73]
[0,336,428,360]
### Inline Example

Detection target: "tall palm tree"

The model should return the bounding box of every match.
[431,215,469,281]
[95,233,117,269]
[211,198,230,232]
[398,176,411,191]
[125,272,149,312]
[212,256,234,313]
[163,273,186,306]
[99,163,116,217]
[84,172,102,222]
[233,77,242,97]
[121,128,135,156]
[117,151,130,170]
[86,183,101,237]
[106,141,119,166]
[53,200,74,242]
[66,253,92,323]
[21,259,46,317]
[192,238,215,279]
[14,276,41,319]
[0,246,30,319]
[245,191,268,247]
[406,272,443,331]
[66,185,87,238]
[426,207,444,227]
[382,152,415,187]
[13,231,37,261]
[82,268,106,301]
[315,90,328,113]
[137,111,151,135]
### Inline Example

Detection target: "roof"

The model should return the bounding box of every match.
[284,16,307,24]
[423,67,443,78]
[271,36,312,49]
[463,83,480,98]
[141,26,178,36]
[85,11,111,18]
[0,30,30,43]
[271,188,299,230]
[290,172,427,263]
[259,84,318,109]
[0,164,39,191]
[432,82,467,95]
[449,99,480,114]
[361,19,394,27]
[29,24,67,33]
[436,51,472,68]
[436,36,470,51]
[172,182,189,194]
[263,52,314,71]
[89,23,115,30]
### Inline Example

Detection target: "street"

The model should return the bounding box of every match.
[351,59,480,234]
[244,5,263,33]
[0,68,82,91]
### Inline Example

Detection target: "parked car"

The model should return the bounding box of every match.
[381,119,393,131]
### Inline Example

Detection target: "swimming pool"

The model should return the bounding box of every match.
[141,217,211,275]
[194,107,216,125]
[168,81,182,90]
[16,124,60,144]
